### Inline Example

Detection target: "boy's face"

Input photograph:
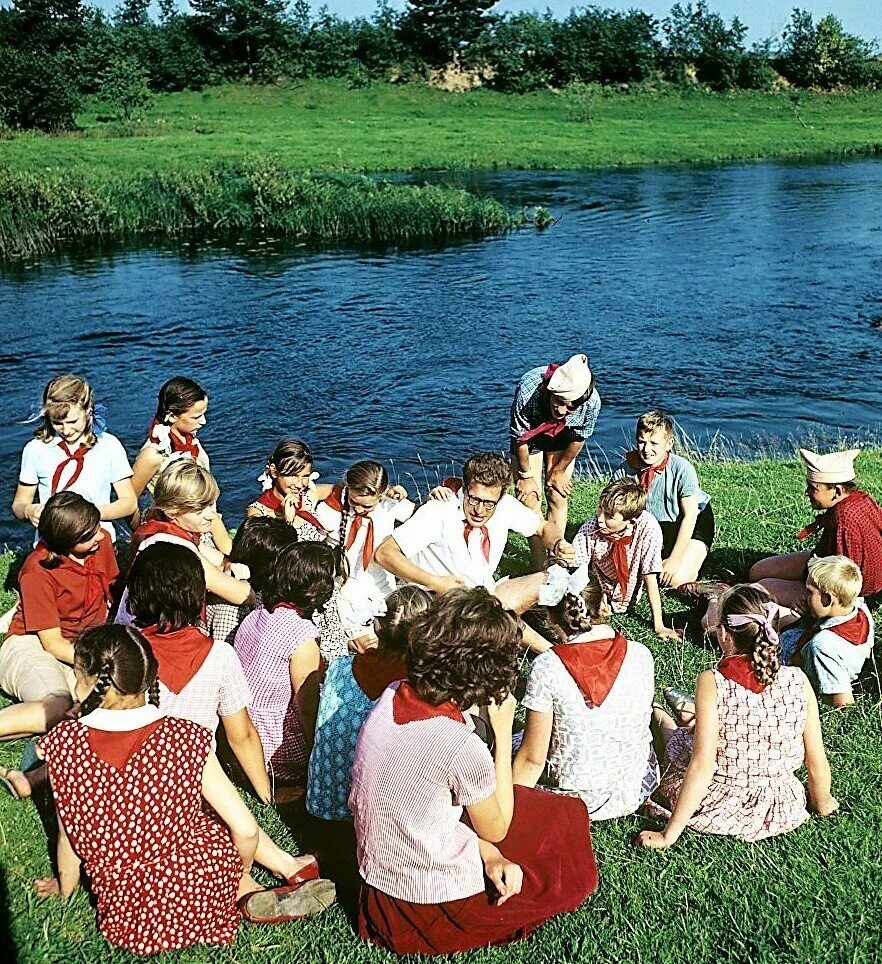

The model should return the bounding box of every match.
[636,429,674,467]
[806,579,835,618]
[596,507,629,536]
[805,480,841,510]
[463,482,504,528]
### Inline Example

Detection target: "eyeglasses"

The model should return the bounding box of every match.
[549,393,585,412]
[464,489,501,512]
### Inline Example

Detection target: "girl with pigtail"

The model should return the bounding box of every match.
[513,564,659,820]
[637,584,839,849]
[34,624,336,955]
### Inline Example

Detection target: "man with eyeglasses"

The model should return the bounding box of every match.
[375,453,572,652]
[509,353,600,567]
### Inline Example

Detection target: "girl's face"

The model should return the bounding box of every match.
[636,429,674,467]
[348,488,383,517]
[172,502,217,534]
[169,398,208,435]
[51,404,90,445]
[71,525,105,558]
[272,464,313,497]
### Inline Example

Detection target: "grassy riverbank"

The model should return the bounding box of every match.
[1,452,880,963]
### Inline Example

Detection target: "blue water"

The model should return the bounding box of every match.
[1,157,881,547]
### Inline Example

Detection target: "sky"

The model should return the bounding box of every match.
[64,1,880,44]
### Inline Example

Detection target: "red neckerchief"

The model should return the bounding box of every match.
[324,484,374,569]
[625,450,670,493]
[140,624,213,694]
[256,487,328,532]
[51,440,88,494]
[38,538,117,615]
[517,364,569,444]
[268,602,305,615]
[717,653,765,693]
[129,517,200,558]
[147,419,200,460]
[600,528,633,598]
[86,719,166,770]
[463,523,492,561]
[352,651,408,701]
[392,680,464,725]
[796,606,871,656]
[797,491,866,542]
[552,632,628,707]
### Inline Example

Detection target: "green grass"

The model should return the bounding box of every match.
[3,81,882,176]
[2,452,882,963]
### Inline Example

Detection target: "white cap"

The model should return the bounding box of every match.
[799,447,860,484]
[547,354,592,402]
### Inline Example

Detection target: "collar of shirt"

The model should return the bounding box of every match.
[79,704,165,731]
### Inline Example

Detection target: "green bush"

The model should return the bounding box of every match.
[662,1,748,91]
[777,9,879,89]
[553,7,660,86]
[0,45,80,130]
[468,12,556,93]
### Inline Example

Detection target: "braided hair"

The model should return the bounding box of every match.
[718,584,782,686]
[547,570,607,638]
[335,461,388,574]
[76,624,159,716]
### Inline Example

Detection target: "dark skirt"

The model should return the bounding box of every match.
[358,785,598,956]
[523,426,583,455]
[660,502,715,557]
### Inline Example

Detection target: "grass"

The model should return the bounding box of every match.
[2,452,881,963]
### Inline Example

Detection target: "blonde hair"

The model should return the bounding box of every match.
[36,375,97,449]
[598,479,647,521]
[807,555,862,608]
[718,584,781,686]
[153,461,219,515]
[635,410,675,440]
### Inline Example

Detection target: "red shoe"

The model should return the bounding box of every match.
[286,856,320,888]
[238,877,336,925]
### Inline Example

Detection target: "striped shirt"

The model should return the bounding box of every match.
[510,365,601,443]
[234,606,318,781]
[349,683,496,903]
[572,512,663,612]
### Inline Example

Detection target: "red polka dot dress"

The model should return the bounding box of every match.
[39,715,243,956]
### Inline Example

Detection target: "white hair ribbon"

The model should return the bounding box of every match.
[538,563,591,607]
[336,571,388,639]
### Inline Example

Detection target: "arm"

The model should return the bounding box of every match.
[636,671,718,849]
[203,559,252,605]
[201,751,259,871]
[512,709,553,789]
[802,678,839,816]
[644,572,680,641]
[660,494,700,586]
[465,695,516,843]
[56,815,82,899]
[374,535,464,594]
[290,639,322,755]
[37,628,74,665]
[129,447,163,499]
[221,708,272,806]
[546,439,584,498]
[510,440,541,506]
[12,482,41,526]
[95,477,138,522]
[210,514,233,557]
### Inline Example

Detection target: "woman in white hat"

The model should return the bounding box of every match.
[748,447,882,607]
[509,354,601,566]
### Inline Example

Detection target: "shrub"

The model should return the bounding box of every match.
[777,9,879,89]
[98,53,154,120]
[468,12,556,93]
[0,46,80,130]
[662,1,747,91]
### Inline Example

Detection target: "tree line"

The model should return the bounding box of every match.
[1,0,879,132]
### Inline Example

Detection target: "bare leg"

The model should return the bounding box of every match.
[526,451,547,570]
[494,572,552,653]
[826,692,855,708]
[748,550,811,583]
[254,828,317,881]
[0,695,72,741]
[757,578,809,610]
[650,706,678,764]
[543,451,575,557]
[0,766,34,799]
[663,540,709,588]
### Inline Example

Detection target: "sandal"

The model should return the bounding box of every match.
[239,877,336,925]
[663,686,696,726]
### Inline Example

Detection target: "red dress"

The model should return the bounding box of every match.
[39,717,242,956]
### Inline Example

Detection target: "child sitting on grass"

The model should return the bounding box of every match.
[636,584,838,849]
[513,565,658,820]
[234,542,336,797]
[350,588,598,956]
[612,411,714,589]
[572,479,679,641]
[750,447,882,607]
[35,624,335,954]
[780,556,874,708]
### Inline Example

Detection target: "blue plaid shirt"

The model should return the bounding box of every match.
[509,365,601,443]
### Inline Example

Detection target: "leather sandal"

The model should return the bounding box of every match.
[663,686,696,726]
[238,877,336,925]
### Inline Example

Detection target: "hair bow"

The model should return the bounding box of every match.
[538,563,591,607]
[257,470,273,491]
[725,602,780,647]
[336,571,388,640]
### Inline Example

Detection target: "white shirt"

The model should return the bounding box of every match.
[391,493,541,590]
[315,496,415,596]
[19,432,132,542]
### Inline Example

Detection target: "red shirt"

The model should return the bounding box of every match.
[816,490,882,597]
[7,537,118,639]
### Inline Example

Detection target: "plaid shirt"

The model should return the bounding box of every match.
[509,365,601,442]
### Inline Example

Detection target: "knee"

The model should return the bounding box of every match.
[747,560,767,582]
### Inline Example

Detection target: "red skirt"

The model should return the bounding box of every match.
[358,785,598,955]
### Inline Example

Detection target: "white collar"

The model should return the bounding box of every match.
[79,704,165,732]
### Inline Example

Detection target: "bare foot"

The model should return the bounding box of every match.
[0,767,32,799]
[33,877,60,898]
[237,872,262,900]
[278,852,318,883]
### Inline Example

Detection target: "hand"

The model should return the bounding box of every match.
[33,877,61,898]
[515,476,541,506]
[386,485,408,502]
[658,559,680,588]
[26,503,43,527]
[282,491,302,525]
[486,693,517,735]
[429,485,456,502]
[552,539,575,565]
[655,625,683,642]
[484,854,523,906]
[431,575,466,595]
[227,562,250,581]
[348,632,378,654]
[633,830,673,850]
[546,472,573,498]
[812,794,840,818]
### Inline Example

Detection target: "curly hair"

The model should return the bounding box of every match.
[547,570,606,636]
[462,453,511,493]
[407,588,522,709]
[718,583,781,686]
[76,624,160,716]
[262,541,336,615]
[375,585,433,659]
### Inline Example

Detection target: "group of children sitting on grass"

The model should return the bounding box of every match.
[0,360,879,956]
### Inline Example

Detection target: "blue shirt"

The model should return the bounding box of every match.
[612,453,710,524]
[509,365,601,443]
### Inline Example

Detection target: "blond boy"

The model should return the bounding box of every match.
[781,556,874,707]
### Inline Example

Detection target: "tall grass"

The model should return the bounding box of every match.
[0,155,515,262]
